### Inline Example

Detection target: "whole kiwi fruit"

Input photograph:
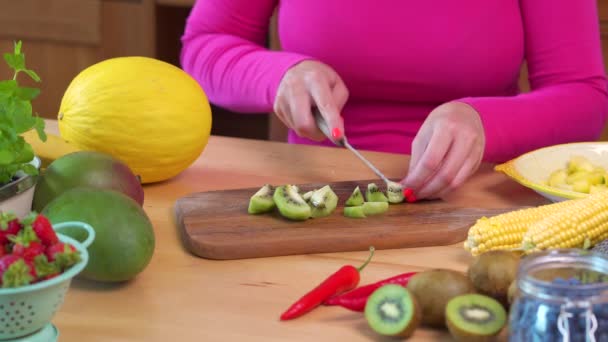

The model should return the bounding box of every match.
[467,250,521,307]
[406,269,476,328]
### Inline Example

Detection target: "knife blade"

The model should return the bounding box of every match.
[313,108,391,185]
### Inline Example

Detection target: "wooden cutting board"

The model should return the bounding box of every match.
[174,180,524,260]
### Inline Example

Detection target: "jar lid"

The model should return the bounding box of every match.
[517,249,608,302]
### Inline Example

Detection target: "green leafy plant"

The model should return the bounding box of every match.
[0,41,46,186]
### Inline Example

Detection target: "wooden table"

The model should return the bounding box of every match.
[43,120,546,341]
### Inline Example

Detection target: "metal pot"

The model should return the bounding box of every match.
[0,157,41,218]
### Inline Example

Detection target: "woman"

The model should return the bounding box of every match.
[180,1,608,199]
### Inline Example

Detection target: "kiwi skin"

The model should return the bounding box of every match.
[467,251,521,307]
[507,280,517,305]
[406,269,476,328]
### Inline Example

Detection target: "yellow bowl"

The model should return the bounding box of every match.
[495,142,608,202]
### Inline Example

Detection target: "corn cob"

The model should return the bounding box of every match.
[522,190,608,253]
[464,200,578,256]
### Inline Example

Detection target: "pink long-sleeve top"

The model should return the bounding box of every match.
[180,0,608,163]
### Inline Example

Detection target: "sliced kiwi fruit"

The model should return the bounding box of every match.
[301,190,314,202]
[345,186,364,206]
[362,202,389,216]
[406,269,476,327]
[248,184,276,214]
[308,185,338,218]
[344,206,366,218]
[273,185,311,220]
[386,181,404,204]
[365,284,421,338]
[445,294,507,342]
[366,183,388,202]
[467,250,521,307]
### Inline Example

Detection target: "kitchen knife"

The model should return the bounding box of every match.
[313,107,392,185]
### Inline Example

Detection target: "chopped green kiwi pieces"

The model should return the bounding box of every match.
[363,202,389,215]
[273,185,311,220]
[386,181,404,204]
[344,205,366,218]
[248,184,275,214]
[302,190,314,202]
[365,284,421,338]
[345,186,365,206]
[366,183,388,202]
[309,185,338,218]
[445,294,506,341]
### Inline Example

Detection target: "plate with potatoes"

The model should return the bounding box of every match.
[494,142,608,202]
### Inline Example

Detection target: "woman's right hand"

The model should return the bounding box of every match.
[273,60,349,141]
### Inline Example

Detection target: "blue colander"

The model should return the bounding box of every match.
[0,221,94,340]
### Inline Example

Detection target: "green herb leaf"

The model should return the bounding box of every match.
[15,86,39,101]
[0,80,17,99]
[14,142,33,164]
[14,41,22,55]
[20,164,37,176]
[33,117,46,141]
[0,150,14,165]
[23,69,40,82]
[3,53,24,72]
[0,41,42,184]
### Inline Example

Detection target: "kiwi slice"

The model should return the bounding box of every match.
[302,190,314,202]
[467,250,520,307]
[365,284,421,338]
[345,186,364,206]
[344,206,366,218]
[445,294,507,342]
[308,185,338,218]
[366,183,388,202]
[362,202,388,215]
[248,184,275,214]
[406,269,476,327]
[273,185,311,221]
[386,181,404,204]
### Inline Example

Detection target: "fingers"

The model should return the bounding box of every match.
[436,145,483,199]
[332,80,349,113]
[289,93,326,141]
[307,75,344,138]
[403,130,453,192]
[415,135,476,199]
[274,61,348,141]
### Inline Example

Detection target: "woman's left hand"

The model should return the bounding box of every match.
[401,101,485,200]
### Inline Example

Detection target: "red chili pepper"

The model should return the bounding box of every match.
[323,271,418,312]
[279,247,375,321]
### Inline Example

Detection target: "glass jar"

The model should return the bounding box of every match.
[509,249,608,342]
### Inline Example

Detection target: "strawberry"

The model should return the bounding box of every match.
[8,225,40,259]
[0,213,22,244]
[31,214,58,246]
[46,243,80,270]
[0,255,32,287]
[12,241,44,261]
[26,255,60,282]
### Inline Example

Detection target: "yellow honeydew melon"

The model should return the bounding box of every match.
[58,56,212,183]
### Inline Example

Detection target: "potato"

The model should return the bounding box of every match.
[547,156,607,194]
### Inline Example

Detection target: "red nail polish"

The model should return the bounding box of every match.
[406,194,417,203]
[331,127,342,139]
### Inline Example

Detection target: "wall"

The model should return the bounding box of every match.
[1,1,608,141]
